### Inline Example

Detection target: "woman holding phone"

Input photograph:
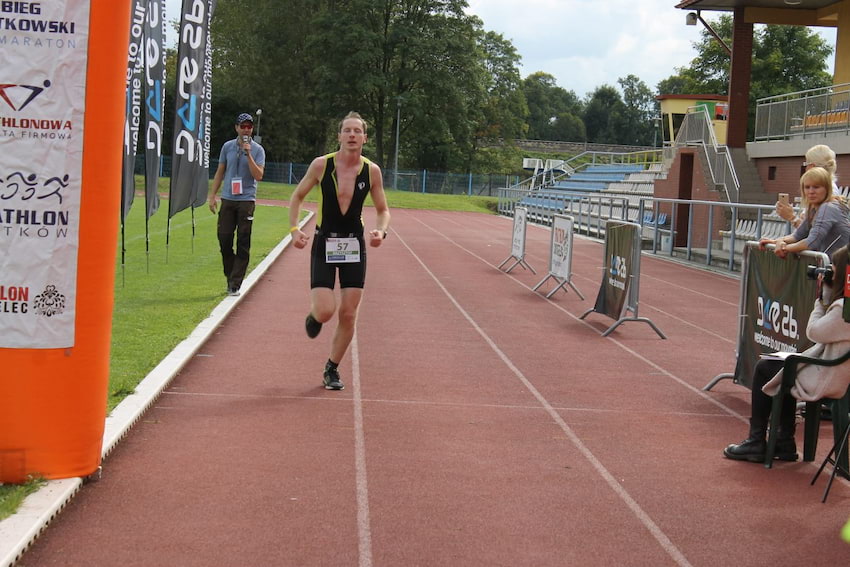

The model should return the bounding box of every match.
[776,144,840,229]
[760,166,850,258]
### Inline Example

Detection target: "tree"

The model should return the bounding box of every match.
[474,30,528,144]
[617,75,657,146]
[308,0,485,171]
[657,14,833,98]
[583,85,625,144]
[211,0,329,162]
[521,72,583,141]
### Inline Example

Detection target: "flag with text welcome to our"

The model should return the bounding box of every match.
[168,0,216,218]
[121,0,147,222]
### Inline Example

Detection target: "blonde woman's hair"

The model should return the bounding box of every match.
[800,166,836,219]
[806,144,837,176]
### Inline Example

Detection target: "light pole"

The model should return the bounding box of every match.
[652,115,661,147]
[254,108,262,144]
[393,96,401,190]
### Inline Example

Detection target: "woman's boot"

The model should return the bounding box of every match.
[775,410,799,462]
[723,420,766,462]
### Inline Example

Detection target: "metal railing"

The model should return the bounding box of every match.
[497,188,793,273]
[135,156,520,197]
[754,82,850,142]
[673,106,740,203]
[505,149,664,193]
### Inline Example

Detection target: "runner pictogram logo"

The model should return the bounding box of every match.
[0,80,52,112]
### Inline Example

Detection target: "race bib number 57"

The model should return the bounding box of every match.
[325,237,360,263]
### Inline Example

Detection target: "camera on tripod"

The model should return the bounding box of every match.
[806,265,834,282]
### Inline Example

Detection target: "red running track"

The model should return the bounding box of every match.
[17,208,850,566]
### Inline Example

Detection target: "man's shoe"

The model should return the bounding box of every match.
[323,366,344,390]
[723,437,766,462]
[227,287,241,297]
[305,313,322,338]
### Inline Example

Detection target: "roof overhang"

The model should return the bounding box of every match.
[675,0,842,26]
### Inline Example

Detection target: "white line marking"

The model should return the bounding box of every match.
[394,228,694,567]
[160,390,735,419]
[351,334,373,567]
[412,216,747,421]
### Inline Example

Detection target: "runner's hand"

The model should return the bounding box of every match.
[293,229,309,249]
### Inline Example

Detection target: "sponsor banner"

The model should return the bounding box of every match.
[511,207,527,260]
[592,220,636,320]
[121,0,147,221]
[0,0,90,348]
[143,0,165,219]
[734,247,816,389]
[549,214,574,280]
[169,0,216,217]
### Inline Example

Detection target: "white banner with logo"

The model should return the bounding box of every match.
[511,206,527,260]
[549,214,574,279]
[0,0,90,348]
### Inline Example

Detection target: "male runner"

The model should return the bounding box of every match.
[289,111,391,390]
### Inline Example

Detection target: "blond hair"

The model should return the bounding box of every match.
[806,144,837,177]
[801,166,837,219]
[338,111,367,135]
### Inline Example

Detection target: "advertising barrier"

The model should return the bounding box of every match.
[580,220,666,338]
[705,242,828,390]
[532,214,584,299]
[498,206,536,274]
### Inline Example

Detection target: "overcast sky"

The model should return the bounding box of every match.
[466,0,836,97]
[164,0,837,98]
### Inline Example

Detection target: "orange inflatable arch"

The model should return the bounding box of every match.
[0,1,130,482]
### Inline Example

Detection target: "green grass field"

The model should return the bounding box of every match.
[0,178,497,518]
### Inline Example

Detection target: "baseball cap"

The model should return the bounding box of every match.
[236,113,254,124]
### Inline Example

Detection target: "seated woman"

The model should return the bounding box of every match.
[776,144,839,229]
[724,245,850,462]
[760,166,850,259]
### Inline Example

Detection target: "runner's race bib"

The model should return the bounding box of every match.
[326,237,360,263]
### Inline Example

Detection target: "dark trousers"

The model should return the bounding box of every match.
[751,358,796,435]
[217,199,255,290]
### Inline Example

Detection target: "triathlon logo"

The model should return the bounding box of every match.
[33,284,66,317]
[1,171,70,204]
[0,80,52,112]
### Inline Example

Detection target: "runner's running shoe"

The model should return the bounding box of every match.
[323,366,344,390]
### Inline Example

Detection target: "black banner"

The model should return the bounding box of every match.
[143,0,165,219]
[592,221,636,320]
[734,247,818,389]
[120,0,147,222]
[169,0,216,218]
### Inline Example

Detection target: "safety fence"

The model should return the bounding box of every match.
[497,187,798,274]
[135,155,520,196]
[754,82,850,142]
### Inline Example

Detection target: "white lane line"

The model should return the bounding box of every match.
[394,229,694,567]
[160,391,736,419]
[411,215,747,421]
[351,334,373,567]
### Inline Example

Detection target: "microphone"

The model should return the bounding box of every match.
[241,135,250,156]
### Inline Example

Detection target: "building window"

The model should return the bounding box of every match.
[768,166,776,180]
